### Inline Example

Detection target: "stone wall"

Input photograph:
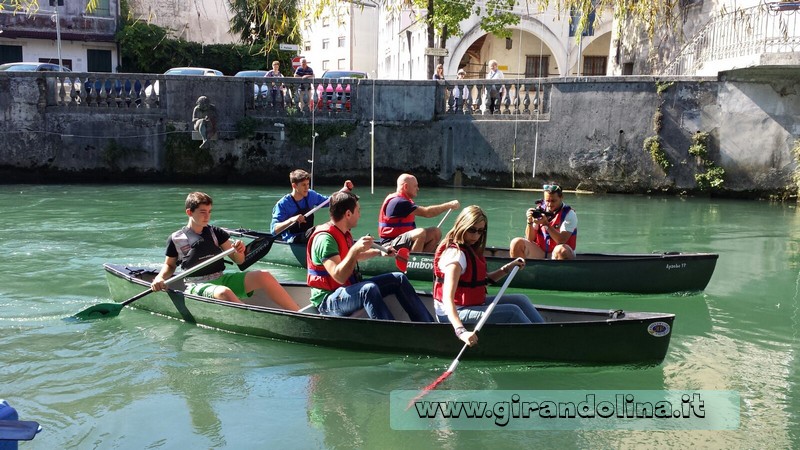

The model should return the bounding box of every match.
[0,71,797,197]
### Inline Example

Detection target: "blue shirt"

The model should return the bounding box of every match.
[294,66,314,78]
[270,190,328,241]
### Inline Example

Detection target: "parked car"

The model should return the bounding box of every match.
[144,67,223,97]
[0,62,72,72]
[319,70,366,110]
[1,62,79,101]
[320,70,368,79]
[235,70,270,100]
[84,79,149,107]
[234,70,268,78]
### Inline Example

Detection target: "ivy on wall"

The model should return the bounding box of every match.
[643,81,673,174]
[690,131,725,191]
[284,121,357,148]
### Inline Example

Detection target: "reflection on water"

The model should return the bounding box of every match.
[0,185,798,448]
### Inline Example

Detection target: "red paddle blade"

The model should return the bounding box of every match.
[406,370,453,410]
[395,248,410,272]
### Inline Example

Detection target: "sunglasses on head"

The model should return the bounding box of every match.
[466,227,485,235]
[543,184,562,193]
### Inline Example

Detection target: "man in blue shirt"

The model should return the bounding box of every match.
[270,169,352,243]
[294,58,314,78]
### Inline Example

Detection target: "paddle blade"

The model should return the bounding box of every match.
[237,234,275,270]
[405,370,453,410]
[72,303,124,320]
[0,420,41,441]
[395,248,410,272]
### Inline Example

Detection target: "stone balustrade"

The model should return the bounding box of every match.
[41,73,551,120]
[437,79,551,119]
[49,73,160,109]
[246,77,359,116]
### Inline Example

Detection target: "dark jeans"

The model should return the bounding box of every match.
[318,272,434,322]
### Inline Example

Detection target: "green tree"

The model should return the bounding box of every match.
[410,0,519,76]
[227,0,302,53]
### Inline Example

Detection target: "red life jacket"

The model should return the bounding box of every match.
[533,204,577,254]
[306,223,359,291]
[378,192,416,239]
[432,242,488,307]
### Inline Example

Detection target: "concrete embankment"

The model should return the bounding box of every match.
[0,69,796,199]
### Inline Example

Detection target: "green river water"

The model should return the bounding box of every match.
[0,184,798,449]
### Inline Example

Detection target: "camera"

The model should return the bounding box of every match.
[529,209,554,220]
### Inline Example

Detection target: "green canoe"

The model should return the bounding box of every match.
[227,230,718,294]
[104,263,675,364]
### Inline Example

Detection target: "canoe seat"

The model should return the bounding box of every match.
[297,304,367,318]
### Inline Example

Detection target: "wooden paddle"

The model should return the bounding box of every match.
[371,242,410,272]
[73,247,237,320]
[408,265,521,407]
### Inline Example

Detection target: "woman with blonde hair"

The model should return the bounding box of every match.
[432,63,445,80]
[432,206,544,346]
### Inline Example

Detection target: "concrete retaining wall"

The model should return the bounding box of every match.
[0,70,797,197]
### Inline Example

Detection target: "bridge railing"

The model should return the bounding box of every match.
[664,3,800,75]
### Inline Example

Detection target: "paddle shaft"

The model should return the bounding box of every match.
[272,186,350,236]
[370,242,409,271]
[407,265,522,406]
[446,265,521,373]
[436,208,453,229]
[123,247,237,307]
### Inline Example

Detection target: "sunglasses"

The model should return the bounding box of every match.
[466,227,486,235]
[543,184,562,193]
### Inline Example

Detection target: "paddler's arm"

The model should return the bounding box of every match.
[221,238,246,266]
[415,200,460,218]
[488,257,525,283]
[323,236,372,284]
[524,208,537,240]
[441,262,477,347]
[272,214,306,236]
[151,256,178,291]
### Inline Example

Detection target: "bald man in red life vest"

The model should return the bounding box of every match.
[378,173,460,253]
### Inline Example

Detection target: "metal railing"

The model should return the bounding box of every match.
[664,2,800,75]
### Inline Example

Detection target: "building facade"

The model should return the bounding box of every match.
[299,1,378,76]
[0,0,119,71]
[375,2,615,80]
[125,0,239,46]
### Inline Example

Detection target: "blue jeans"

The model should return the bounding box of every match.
[318,272,434,322]
[437,294,544,324]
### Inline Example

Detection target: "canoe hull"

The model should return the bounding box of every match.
[256,240,718,294]
[104,264,675,364]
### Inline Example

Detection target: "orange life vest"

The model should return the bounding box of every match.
[533,205,577,254]
[378,192,416,239]
[306,223,359,291]
[432,242,488,307]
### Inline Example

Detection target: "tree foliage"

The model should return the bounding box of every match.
[116,21,287,74]
[227,0,302,52]
[5,0,686,58]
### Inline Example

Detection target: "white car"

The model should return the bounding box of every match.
[144,67,223,97]
[0,62,72,72]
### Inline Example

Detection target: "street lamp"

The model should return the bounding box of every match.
[50,0,64,71]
